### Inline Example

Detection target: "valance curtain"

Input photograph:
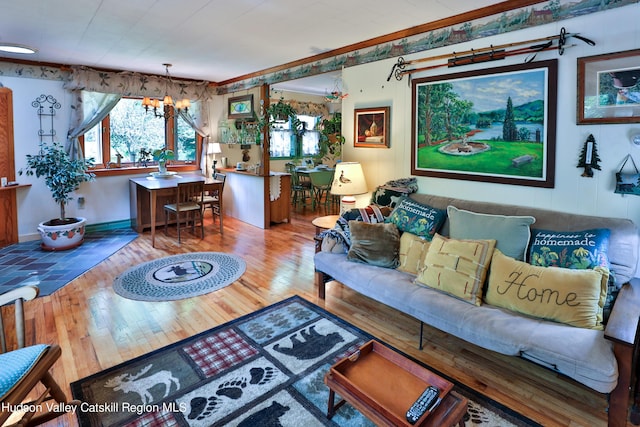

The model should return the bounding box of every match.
[64,66,214,101]
[66,91,122,160]
[277,99,329,120]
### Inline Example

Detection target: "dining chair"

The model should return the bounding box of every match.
[309,170,335,209]
[164,180,205,243]
[201,172,226,235]
[285,163,312,207]
[0,285,78,426]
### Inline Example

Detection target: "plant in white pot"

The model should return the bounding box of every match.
[19,141,95,250]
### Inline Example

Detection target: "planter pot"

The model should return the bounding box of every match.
[38,217,87,251]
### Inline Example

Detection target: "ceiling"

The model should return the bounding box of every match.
[0,0,501,94]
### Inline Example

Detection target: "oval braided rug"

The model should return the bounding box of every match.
[113,252,246,301]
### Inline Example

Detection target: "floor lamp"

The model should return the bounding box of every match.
[330,162,367,214]
[208,142,222,176]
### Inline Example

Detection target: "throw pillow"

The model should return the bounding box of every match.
[415,234,496,306]
[386,198,447,240]
[528,228,611,270]
[528,228,617,323]
[371,185,412,208]
[347,221,400,268]
[486,250,609,330]
[447,205,535,261]
[397,232,431,275]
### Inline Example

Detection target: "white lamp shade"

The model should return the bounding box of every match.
[208,142,222,155]
[331,162,367,196]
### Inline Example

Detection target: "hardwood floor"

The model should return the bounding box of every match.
[3,204,633,426]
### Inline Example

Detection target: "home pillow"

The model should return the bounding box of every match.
[386,198,447,240]
[347,221,400,268]
[447,205,535,261]
[528,228,616,322]
[415,234,496,306]
[397,232,431,275]
[486,249,609,330]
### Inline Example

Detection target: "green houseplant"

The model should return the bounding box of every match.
[257,98,305,137]
[319,112,345,166]
[152,148,175,173]
[19,141,95,250]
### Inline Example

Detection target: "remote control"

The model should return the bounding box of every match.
[406,385,440,424]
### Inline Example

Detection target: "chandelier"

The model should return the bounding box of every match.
[142,63,190,120]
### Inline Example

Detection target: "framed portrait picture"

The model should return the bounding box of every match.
[354,107,390,148]
[228,94,254,119]
[577,48,640,124]
[411,59,557,188]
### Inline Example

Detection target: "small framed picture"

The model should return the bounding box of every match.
[577,48,640,124]
[228,94,254,119]
[354,107,390,148]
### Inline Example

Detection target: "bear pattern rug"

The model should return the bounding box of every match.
[71,296,539,426]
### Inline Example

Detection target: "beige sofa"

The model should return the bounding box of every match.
[314,193,640,427]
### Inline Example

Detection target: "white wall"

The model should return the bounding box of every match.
[340,4,640,226]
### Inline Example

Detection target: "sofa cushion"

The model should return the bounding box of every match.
[528,228,617,322]
[386,198,447,240]
[486,250,608,330]
[416,234,496,306]
[347,221,400,268]
[528,228,611,269]
[447,205,535,261]
[397,232,430,275]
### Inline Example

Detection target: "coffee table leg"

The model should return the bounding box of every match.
[327,388,336,419]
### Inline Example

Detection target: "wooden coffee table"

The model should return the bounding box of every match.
[324,340,468,427]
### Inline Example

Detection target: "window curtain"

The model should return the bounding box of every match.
[177,102,212,176]
[64,66,214,163]
[66,91,121,160]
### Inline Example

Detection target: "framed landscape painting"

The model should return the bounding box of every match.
[411,59,557,188]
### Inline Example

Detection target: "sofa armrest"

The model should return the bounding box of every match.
[605,278,640,346]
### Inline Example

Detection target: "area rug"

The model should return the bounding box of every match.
[113,252,246,301]
[71,295,540,427]
[0,228,138,296]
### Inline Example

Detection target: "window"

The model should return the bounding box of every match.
[269,114,320,159]
[81,98,200,168]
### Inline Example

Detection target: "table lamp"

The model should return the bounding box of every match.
[208,142,222,175]
[331,162,367,213]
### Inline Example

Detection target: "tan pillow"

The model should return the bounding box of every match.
[397,232,431,275]
[486,250,608,330]
[347,221,400,268]
[416,234,496,306]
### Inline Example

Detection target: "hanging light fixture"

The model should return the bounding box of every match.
[142,63,191,120]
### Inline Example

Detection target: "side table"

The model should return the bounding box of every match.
[312,214,340,253]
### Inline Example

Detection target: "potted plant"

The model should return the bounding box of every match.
[319,112,345,166]
[152,148,174,173]
[19,141,95,250]
[257,98,305,137]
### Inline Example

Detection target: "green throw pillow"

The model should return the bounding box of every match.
[386,198,447,240]
[447,205,535,261]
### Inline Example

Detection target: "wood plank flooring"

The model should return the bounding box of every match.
[3,204,633,426]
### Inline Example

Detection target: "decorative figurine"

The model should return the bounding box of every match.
[577,134,601,177]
